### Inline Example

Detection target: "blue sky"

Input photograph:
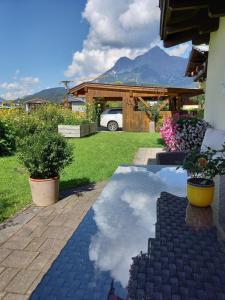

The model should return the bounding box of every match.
[0,0,190,99]
[0,0,88,98]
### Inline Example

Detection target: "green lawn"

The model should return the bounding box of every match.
[0,132,163,222]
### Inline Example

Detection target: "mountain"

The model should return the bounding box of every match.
[94,46,194,88]
[18,87,66,103]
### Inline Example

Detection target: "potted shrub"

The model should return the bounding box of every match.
[181,146,225,207]
[18,130,73,206]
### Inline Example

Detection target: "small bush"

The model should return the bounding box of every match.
[0,119,16,156]
[18,130,73,179]
[34,104,64,131]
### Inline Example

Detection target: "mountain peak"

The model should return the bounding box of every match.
[96,46,193,88]
[147,45,169,57]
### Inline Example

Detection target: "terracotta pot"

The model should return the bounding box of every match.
[29,177,59,206]
[187,178,215,207]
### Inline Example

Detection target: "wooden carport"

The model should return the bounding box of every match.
[69,82,203,132]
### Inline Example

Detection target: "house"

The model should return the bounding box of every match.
[69,82,203,132]
[67,95,86,112]
[160,0,225,242]
[25,98,49,112]
[159,0,225,130]
[185,45,209,83]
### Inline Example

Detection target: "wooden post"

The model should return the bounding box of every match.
[85,91,94,122]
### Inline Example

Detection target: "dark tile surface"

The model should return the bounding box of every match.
[30,209,127,300]
[128,192,225,300]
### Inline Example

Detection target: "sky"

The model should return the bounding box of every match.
[0,0,191,100]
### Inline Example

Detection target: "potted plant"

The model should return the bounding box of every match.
[181,145,225,207]
[18,130,73,206]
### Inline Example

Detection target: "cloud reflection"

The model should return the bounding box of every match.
[89,166,187,287]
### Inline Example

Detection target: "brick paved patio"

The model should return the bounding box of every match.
[0,182,106,300]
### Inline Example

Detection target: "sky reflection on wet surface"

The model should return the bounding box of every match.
[31,166,187,299]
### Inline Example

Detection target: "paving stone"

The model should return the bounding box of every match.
[37,207,55,217]
[1,250,38,268]
[5,269,39,294]
[0,225,23,245]
[2,236,33,250]
[42,225,73,240]
[24,236,47,252]
[26,272,45,296]
[30,225,47,238]
[2,293,29,300]
[53,199,69,210]
[0,249,12,264]
[63,218,80,229]
[48,214,69,227]
[38,238,67,254]
[133,147,163,165]
[0,182,104,299]
[40,255,57,273]
[0,292,5,300]
[0,268,19,290]
[27,253,53,271]
[13,213,35,226]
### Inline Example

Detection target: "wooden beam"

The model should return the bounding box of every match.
[133,93,166,97]
[137,97,152,118]
[164,29,197,47]
[166,10,219,35]
[198,18,219,34]
[168,0,209,11]
[209,1,225,17]
[192,33,210,45]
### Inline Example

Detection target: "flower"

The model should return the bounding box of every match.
[181,146,225,179]
[160,117,208,152]
[198,157,208,168]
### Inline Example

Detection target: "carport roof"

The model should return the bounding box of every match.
[69,82,203,98]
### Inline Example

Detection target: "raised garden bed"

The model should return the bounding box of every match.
[58,123,97,138]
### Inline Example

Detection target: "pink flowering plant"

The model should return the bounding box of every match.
[160,118,178,151]
[160,117,208,152]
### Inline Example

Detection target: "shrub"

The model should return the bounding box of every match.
[63,117,90,125]
[34,104,64,131]
[18,130,73,179]
[160,117,208,152]
[0,119,16,156]
[14,114,45,139]
[3,104,93,142]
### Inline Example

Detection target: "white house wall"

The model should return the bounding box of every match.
[205,16,225,130]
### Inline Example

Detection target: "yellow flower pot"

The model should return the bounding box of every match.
[187,178,215,207]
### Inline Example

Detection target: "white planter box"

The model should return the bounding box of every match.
[58,123,97,138]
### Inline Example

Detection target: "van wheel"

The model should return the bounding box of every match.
[107,121,118,131]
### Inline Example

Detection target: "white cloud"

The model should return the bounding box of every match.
[21,76,40,85]
[166,43,191,57]
[65,0,160,82]
[0,74,40,100]
[89,166,187,287]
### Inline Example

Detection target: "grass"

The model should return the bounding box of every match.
[0,132,163,222]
